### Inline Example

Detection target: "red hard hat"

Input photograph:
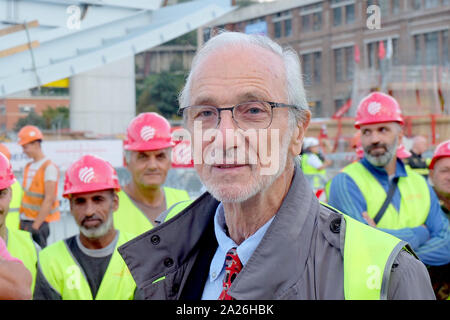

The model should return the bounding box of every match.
[0,153,16,190]
[429,140,450,170]
[63,155,120,198]
[18,125,44,146]
[396,144,412,159]
[124,112,175,151]
[355,92,404,129]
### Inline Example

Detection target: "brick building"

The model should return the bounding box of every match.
[203,0,450,118]
[0,94,69,132]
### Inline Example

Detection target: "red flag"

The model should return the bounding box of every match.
[378,41,386,60]
[354,44,360,64]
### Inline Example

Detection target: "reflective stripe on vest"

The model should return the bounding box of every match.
[7,228,38,293]
[342,162,430,229]
[20,160,60,222]
[321,203,410,299]
[113,187,190,236]
[38,231,136,300]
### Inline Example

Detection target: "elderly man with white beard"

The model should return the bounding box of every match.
[33,155,140,300]
[329,92,450,272]
[119,32,434,300]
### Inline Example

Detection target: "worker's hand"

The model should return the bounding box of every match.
[362,211,377,227]
[31,221,41,231]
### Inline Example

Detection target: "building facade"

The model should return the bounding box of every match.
[204,0,450,118]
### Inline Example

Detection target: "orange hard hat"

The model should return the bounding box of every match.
[124,112,175,151]
[429,140,450,170]
[0,153,16,190]
[18,125,43,146]
[0,143,11,161]
[355,92,404,129]
[63,155,120,198]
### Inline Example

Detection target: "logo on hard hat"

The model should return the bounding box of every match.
[79,167,95,183]
[29,131,36,137]
[140,126,155,141]
[368,102,381,115]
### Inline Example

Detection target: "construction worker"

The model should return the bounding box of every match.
[119,32,434,300]
[430,140,450,216]
[0,236,32,300]
[428,140,450,300]
[404,135,431,178]
[17,125,60,248]
[328,92,450,268]
[113,112,190,236]
[0,153,38,294]
[300,137,332,190]
[33,155,139,300]
[0,143,22,230]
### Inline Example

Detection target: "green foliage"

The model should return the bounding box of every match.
[165,30,197,46]
[136,71,187,119]
[14,106,69,131]
[14,110,46,131]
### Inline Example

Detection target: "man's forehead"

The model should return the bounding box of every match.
[71,190,114,199]
[360,122,398,130]
[435,157,450,169]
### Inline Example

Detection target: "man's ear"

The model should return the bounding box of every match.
[290,110,311,157]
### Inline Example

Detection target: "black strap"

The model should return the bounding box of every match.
[373,177,399,225]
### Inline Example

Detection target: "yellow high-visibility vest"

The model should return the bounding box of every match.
[342,162,430,229]
[7,228,38,293]
[113,187,190,236]
[38,231,136,300]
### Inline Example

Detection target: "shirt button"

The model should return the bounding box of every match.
[212,272,217,279]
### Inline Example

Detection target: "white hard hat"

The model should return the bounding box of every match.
[303,137,319,150]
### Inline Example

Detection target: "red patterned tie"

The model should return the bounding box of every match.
[218,247,243,300]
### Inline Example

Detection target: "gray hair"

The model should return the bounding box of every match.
[178,31,310,127]
[123,149,172,165]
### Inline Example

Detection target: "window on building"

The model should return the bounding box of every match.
[334,48,344,81]
[19,105,35,114]
[274,21,282,38]
[309,100,322,118]
[313,52,322,84]
[443,30,449,65]
[334,99,345,114]
[424,0,439,8]
[414,34,422,64]
[368,42,376,68]
[367,39,399,68]
[284,19,292,37]
[345,4,355,24]
[345,46,354,80]
[0,105,5,115]
[333,7,342,26]
[302,54,312,85]
[425,32,439,65]
[302,14,311,31]
[313,12,322,31]
[412,0,422,10]
[392,0,400,13]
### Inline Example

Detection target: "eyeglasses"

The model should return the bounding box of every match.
[179,101,297,130]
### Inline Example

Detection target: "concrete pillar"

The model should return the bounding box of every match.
[70,57,135,135]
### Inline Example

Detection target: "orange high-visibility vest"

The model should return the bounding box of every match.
[20,159,60,222]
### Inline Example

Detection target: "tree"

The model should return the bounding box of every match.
[136,71,186,119]
[14,110,46,131]
[14,106,69,132]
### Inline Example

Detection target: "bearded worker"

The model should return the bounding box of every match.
[118,32,435,300]
[328,92,450,268]
[33,155,139,300]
